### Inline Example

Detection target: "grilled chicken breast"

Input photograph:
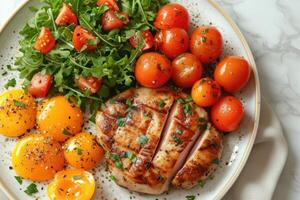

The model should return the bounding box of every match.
[172,124,223,189]
[96,87,222,194]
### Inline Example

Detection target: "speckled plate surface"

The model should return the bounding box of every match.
[0,0,260,199]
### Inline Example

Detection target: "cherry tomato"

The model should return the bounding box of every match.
[97,0,119,11]
[190,26,223,64]
[191,78,221,107]
[211,96,244,132]
[172,53,203,88]
[55,3,78,26]
[214,56,251,93]
[34,27,56,54]
[73,26,98,52]
[101,10,129,32]
[155,28,189,59]
[154,3,190,31]
[129,30,154,51]
[135,52,172,88]
[28,73,52,98]
[77,76,102,94]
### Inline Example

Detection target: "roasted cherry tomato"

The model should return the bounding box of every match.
[28,73,52,98]
[155,28,189,59]
[77,76,102,94]
[48,169,95,200]
[12,134,65,181]
[101,10,129,32]
[154,3,190,31]
[37,96,84,142]
[214,56,251,93]
[211,96,244,132]
[34,27,56,54]
[135,52,172,88]
[64,132,104,170]
[55,3,78,26]
[73,26,98,52]
[172,53,203,88]
[190,26,223,64]
[0,89,36,137]
[129,30,154,51]
[191,78,221,107]
[97,0,119,11]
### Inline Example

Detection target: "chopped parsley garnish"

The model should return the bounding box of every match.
[110,99,117,104]
[198,124,207,131]
[176,128,183,135]
[110,153,123,169]
[178,96,193,116]
[177,97,184,104]
[174,136,182,146]
[63,128,72,136]
[183,103,192,116]
[73,175,82,180]
[185,95,193,103]
[138,135,149,145]
[14,176,23,185]
[117,117,126,127]
[198,180,206,188]
[76,148,83,155]
[145,162,152,169]
[159,99,166,108]
[126,99,133,107]
[124,151,137,163]
[24,183,38,196]
[13,100,26,108]
[213,158,220,165]
[198,117,206,123]
[115,161,123,169]
[186,195,196,200]
[110,175,117,182]
[202,28,209,34]
[201,36,207,43]
[4,78,16,89]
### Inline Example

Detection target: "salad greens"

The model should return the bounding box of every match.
[15,0,169,116]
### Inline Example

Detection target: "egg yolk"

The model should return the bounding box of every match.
[48,169,95,200]
[37,96,84,142]
[64,132,104,170]
[12,134,65,181]
[0,89,36,137]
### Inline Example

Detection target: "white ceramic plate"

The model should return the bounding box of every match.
[0,0,260,199]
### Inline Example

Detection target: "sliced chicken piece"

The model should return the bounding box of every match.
[96,87,176,194]
[96,87,215,195]
[172,124,223,189]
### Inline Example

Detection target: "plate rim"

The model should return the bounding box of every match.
[0,0,261,199]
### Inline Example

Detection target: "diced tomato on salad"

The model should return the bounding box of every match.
[73,26,98,52]
[34,27,56,54]
[77,76,102,94]
[101,10,129,32]
[129,30,154,51]
[97,0,119,11]
[28,73,53,98]
[55,3,78,26]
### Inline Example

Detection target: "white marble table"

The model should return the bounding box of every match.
[0,0,299,199]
